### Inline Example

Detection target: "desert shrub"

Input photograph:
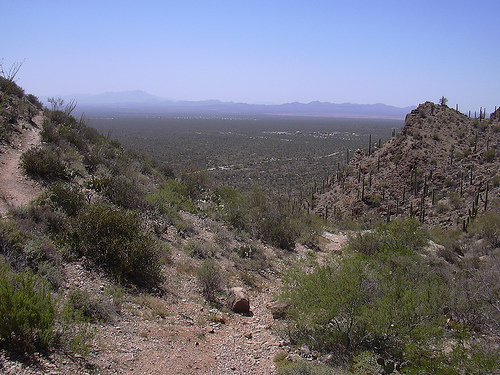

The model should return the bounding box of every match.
[281,252,448,362]
[350,351,383,374]
[435,201,449,213]
[44,182,86,217]
[73,202,162,286]
[234,242,268,273]
[104,174,146,210]
[0,221,64,288]
[280,219,447,368]
[36,261,64,290]
[430,227,463,260]
[0,221,24,267]
[20,146,69,180]
[376,218,427,253]
[158,163,175,179]
[239,270,259,289]
[18,204,68,235]
[213,187,249,229]
[196,258,224,303]
[183,239,217,259]
[65,289,116,322]
[346,231,382,256]
[482,148,496,162]
[0,76,24,98]
[469,213,500,248]
[215,186,301,250]
[40,118,60,144]
[295,214,325,249]
[180,170,213,200]
[236,244,260,259]
[48,109,77,126]
[25,94,42,109]
[257,212,298,250]
[364,194,382,207]
[0,261,55,352]
[275,358,339,375]
[448,192,463,209]
[448,256,500,335]
[146,179,198,213]
[347,218,427,256]
[213,228,233,252]
[492,175,500,188]
[57,294,96,356]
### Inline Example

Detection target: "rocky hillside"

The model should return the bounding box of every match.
[316,101,500,229]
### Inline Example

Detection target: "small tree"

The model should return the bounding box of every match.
[439,96,448,107]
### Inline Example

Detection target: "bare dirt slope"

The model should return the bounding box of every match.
[0,114,43,218]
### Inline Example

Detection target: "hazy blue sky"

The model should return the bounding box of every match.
[2,0,499,113]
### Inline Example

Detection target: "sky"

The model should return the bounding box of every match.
[1,0,499,113]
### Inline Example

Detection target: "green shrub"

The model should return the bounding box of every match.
[180,170,213,200]
[20,146,69,180]
[435,201,449,213]
[346,231,382,256]
[0,261,55,352]
[275,358,339,375]
[183,239,217,259]
[22,204,68,235]
[44,182,86,217]
[104,174,146,209]
[0,76,24,98]
[376,218,427,253]
[73,202,162,286]
[448,192,463,209]
[0,221,24,264]
[258,213,297,250]
[365,194,382,207]
[196,259,224,303]
[234,241,268,269]
[25,94,42,110]
[213,228,233,252]
[146,179,198,213]
[57,294,96,357]
[492,175,500,188]
[280,221,445,365]
[469,213,500,248]
[482,148,496,162]
[214,187,249,230]
[65,289,117,322]
[347,218,427,256]
[236,243,260,259]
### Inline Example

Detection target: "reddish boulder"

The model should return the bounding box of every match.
[227,287,250,314]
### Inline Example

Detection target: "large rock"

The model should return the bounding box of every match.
[227,287,250,314]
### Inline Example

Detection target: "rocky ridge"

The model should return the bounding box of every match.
[316,102,500,229]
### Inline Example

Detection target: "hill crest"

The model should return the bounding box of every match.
[316,102,500,229]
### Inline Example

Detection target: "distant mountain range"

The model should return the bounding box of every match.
[43,90,415,119]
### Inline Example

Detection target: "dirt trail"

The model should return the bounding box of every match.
[0,114,43,218]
